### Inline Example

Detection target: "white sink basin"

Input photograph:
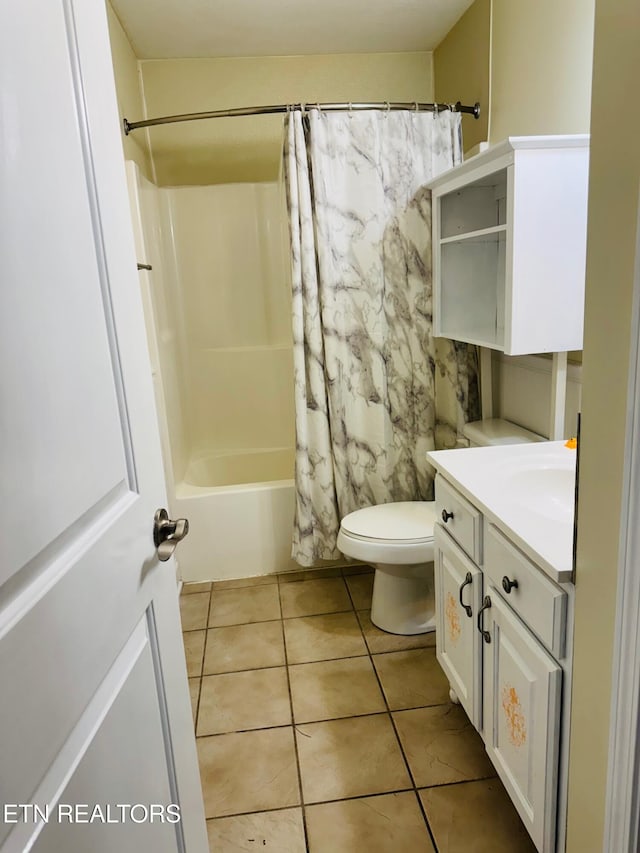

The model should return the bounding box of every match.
[427,441,578,581]
[505,465,575,523]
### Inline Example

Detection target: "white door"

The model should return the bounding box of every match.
[483,588,562,853]
[434,526,483,728]
[0,1,208,851]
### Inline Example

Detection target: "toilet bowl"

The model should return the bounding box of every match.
[337,502,438,635]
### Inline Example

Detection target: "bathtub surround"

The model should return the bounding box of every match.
[285,108,479,566]
[127,165,300,581]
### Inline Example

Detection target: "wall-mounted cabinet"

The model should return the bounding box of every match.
[428,136,589,356]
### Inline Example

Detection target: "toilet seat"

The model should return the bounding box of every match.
[338,501,437,565]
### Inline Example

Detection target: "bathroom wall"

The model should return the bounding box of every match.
[106,3,153,180]
[434,0,595,147]
[567,0,640,847]
[433,0,490,154]
[490,0,594,142]
[137,52,434,185]
[495,355,582,439]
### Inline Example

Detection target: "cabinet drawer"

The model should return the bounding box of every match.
[484,523,567,658]
[435,474,482,564]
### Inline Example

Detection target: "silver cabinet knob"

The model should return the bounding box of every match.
[153,508,189,562]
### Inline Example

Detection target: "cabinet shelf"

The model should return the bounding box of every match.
[427,136,589,356]
[440,224,507,245]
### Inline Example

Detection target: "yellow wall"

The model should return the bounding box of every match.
[434,0,594,149]
[138,53,434,185]
[566,0,640,847]
[490,0,594,142]
[106,3,153,180]
[434,0,490,153]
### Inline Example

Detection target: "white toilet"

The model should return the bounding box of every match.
[338,501,439,635]
[337,418,545,636]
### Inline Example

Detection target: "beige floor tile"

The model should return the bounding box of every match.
[342,565,374,576]
[197,728,300,817]
[203,621,285,674]
[283,612,368,664]
[279,577,352,618]
[296,714,411,803]
[209,585,281,627]
[278,568,341,583]
[394,705,495,788]
[197,668,291,735]
[357,610,436,654]
[188,678,200,725]
[182,581,212,595]
[345,574,375,610]
[180,591,210,631]
[213,575,278,590]
[420,779,536,852]
[207,808,306,853]
[183,630,206,678]
[373,648,450,710]
[289,657,386,723]
[306,792,435,853]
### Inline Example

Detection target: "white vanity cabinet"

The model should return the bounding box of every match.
[426,136,589,355]
[433,472,573,853]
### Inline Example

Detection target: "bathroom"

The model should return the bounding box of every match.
[106,0,626,851]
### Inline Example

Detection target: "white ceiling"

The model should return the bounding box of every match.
[111,0,474,60]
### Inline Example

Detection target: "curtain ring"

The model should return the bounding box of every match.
[316,102,321,113]
[384,101,390,118]
[433,102,439,118]
[301,102,306,116]
[414,101,419,112]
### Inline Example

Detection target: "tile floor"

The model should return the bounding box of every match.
[180,567,537,852]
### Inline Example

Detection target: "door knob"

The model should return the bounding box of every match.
[153,508,189,562]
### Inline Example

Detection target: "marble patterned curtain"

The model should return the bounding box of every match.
[284,108,479,566]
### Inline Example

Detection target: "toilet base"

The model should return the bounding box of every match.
[370,561,436,636]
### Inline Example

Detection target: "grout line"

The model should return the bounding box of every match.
[195,709,392,739]
[203,776,499,824]
[279,613,311,853]
[188,607,359,633]
[206,803,304,822]
[193,587,215,731]
[354,586,441,853]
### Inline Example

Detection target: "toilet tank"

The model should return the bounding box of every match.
[462,418,546,447]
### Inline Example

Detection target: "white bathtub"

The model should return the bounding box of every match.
[172,448,299,582]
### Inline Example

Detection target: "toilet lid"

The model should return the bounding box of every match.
[340,501,437,542]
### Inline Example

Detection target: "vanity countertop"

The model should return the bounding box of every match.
[427,440,576,583]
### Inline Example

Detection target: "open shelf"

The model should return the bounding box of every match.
[440,171,508,240]
[439,230,506,350]
[440,224,507,245]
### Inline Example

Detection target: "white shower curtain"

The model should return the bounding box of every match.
[284,108,478,566]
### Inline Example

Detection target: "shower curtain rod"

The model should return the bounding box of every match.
[123,100,480,135]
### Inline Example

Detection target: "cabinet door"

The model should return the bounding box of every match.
[434,526,483,729]
[484,588,562,853]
